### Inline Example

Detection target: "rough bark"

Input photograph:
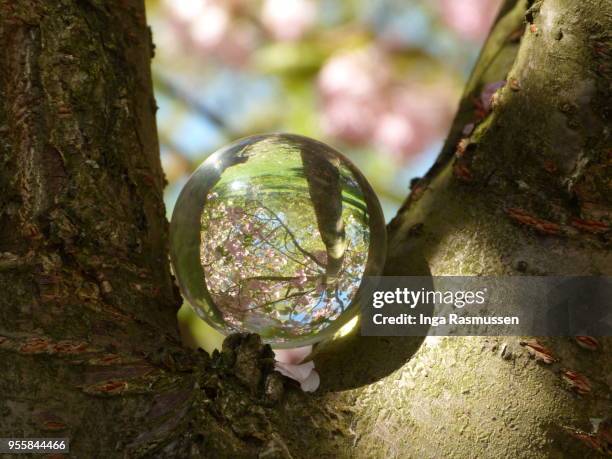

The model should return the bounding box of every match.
[0,0,610,458]
[0,1,349,457]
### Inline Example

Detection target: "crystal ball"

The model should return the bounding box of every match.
[169,133,386,347]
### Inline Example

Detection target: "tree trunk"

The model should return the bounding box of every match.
[0,0,609,458]
[328,0,612,457]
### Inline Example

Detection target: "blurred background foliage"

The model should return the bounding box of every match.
[147,0,501,350]
[148,0,501,219]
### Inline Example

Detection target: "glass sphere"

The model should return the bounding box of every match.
[170,133,386,347]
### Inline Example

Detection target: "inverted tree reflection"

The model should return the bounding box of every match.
[200,180,368,342]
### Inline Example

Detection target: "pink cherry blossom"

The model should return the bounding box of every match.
[312,307,329,319]
[438,0,502,41]
[292,269,308,288]
[318,48,391,100]
[189,2,230,50]
[318,47,457,160]
[274,345,312,364]
[275,360,320,391]
[224,240,241,257]
[165,0,255,66]
[166,0,206,22]
[209,22,257,66]
[320,97,382,144]
[373,84,455,160]
[274,345,319,392]
[390,84,454,132]
[261,0,317,41]
[374,112,419,160]
[227,206,245,220]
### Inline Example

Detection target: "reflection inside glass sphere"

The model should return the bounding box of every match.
[170,134,385,347]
